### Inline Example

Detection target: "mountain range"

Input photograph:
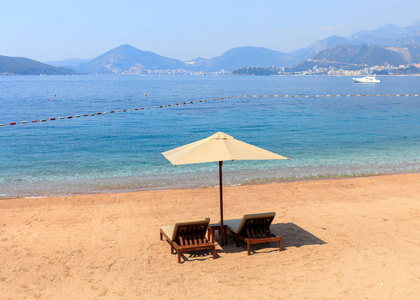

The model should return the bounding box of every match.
[292,44,409,72]
[2,20,420,75]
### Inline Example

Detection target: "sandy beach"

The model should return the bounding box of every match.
[1,173,419,299]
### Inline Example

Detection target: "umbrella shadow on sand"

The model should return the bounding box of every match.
[270,222,327,248]
[174,223,326,262]
[216,222,326,255]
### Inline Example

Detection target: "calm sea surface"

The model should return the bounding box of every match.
[1,75,419,198]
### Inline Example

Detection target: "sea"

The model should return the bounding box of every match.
[1,75,419,198]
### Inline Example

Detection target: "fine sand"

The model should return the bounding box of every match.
[1,174,419,299]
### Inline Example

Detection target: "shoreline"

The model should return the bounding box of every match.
[2,170,418,200]
[1,173,419,298]
[2,73,420,77]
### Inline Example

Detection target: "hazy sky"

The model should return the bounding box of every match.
[1,0,419,62]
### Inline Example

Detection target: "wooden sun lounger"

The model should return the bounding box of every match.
[224,212,282,255]
[160,218,216,263]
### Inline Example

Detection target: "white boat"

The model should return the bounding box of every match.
[352,74,381,83]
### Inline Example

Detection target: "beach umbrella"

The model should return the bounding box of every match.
[162,132,289,245]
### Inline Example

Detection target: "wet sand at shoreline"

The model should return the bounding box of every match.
[1,173,419,299]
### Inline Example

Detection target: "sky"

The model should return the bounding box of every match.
[1,0,420,62]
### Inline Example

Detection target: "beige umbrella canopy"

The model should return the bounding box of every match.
[162,132,289,245]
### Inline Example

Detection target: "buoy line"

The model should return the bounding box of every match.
[1,96,237,127]
[1,93,418,127]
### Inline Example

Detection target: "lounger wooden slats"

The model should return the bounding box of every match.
[160,219,216,263]
[225,212,282,255]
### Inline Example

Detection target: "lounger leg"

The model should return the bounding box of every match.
[212,247,216,259]
[247,242,251,255]
[178,251,181,263]
[160,232,163,240]
[171,242,174,254]
[279,237,282,252]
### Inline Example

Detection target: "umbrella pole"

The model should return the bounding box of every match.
[219,161,224,246]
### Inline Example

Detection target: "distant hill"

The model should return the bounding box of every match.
[292,44,406,71]
[74,44,185,74]
[231,67,280,75]
[0,55,78,75]
[289,36,350,63]
[349,21,420,46]
[186,46,297,71]
[45,58,92,68]
[386,44,420,63]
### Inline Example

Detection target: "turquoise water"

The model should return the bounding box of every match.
[0,75,419,198]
